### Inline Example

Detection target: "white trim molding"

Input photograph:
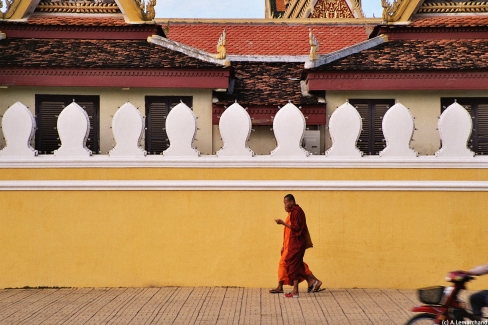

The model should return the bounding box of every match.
[2,155,488,168]
[1,180,488,191]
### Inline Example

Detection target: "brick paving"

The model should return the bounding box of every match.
[0,287,421,324]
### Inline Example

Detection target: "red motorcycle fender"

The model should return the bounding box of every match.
[411,306,446,314]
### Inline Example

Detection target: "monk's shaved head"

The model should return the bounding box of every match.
[284,194,295,203]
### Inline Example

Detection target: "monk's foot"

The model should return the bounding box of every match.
[283,292,299,298]
[307,280,317,293]
[269,288,283,294]
[313,280,323,292]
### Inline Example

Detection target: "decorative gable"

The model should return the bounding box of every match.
[309,0,355,19]
[275,0,364,19]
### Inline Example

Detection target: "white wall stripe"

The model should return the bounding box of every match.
[1,155,488,168]
[1,180,488,191]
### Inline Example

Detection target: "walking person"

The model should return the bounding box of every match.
[270,194,322,298]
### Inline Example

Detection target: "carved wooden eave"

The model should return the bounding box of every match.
[381,0,423,23]
[418,1,488,14]
[0,68,230,89]
[307,71,488,91]
[1,0,156,23]
[35,1,120,14]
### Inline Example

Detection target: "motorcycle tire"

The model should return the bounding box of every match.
[405,313,436,325]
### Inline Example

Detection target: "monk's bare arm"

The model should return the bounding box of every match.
[274,219,291,229]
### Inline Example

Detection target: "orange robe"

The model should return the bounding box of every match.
[278,212,312,286]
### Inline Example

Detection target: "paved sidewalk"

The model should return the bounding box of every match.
[0,287,423,324]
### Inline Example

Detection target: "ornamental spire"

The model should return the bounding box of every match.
[309,28,319,60]
[215,29,227,60]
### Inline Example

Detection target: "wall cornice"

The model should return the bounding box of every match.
[307,71,488,90]
[1,179,488,191]
[0,68,230,88]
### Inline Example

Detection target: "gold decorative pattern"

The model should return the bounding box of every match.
[418,1,488,14]
[309,0,355,18]
[282,0,363,18]
[35,1,120,14]
[215,29,226,59]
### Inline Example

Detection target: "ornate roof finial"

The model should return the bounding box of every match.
[309,28,319,60]
[381,0,393,22]
[137,0,156,21]
[215,29,227,60]
[162,21,170,36]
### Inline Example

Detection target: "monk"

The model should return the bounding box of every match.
[271,194,322,298]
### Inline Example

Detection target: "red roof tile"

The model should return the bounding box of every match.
[408,16,488,28]
[166,23,369,56]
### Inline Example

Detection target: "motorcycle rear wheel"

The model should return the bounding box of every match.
[405,313,436,325]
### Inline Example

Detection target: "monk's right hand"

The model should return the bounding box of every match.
[275,219,283,225]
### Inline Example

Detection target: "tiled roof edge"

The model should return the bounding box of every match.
[305,35,387,69]
[227,55,309,62]
[148,35,230,67]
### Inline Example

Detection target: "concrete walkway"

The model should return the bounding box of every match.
[0,287,424,324]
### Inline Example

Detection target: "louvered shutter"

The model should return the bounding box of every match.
[477,103,488,154]
[35,95,99,154]
[373,103,390,155]
[350,99,394,155]
[354,103,370,155]
[145,96,193,154]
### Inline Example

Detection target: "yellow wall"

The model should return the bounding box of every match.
[1,167,488,290]
[326,90,488,155]
[0,87,214,155]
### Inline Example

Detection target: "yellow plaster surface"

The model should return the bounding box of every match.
[1,189,488,289]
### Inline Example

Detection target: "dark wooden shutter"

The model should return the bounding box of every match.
[145,96,193,154]
[442,98,488,155]
[349,99,394,155]
[354,103,369,155]
[477,103,488,154]
[35,95,99,154]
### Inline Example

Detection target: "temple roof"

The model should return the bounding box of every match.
[165,22,370,56]
[0,38,223,69]
[312,39,488,71]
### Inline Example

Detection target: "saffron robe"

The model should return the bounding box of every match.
[285,204,310,283]
[278,211,312,285]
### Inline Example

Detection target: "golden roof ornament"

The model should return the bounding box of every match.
[136,0,156,21]
[215,29,227,60]
[381,0,394,22]
[1,0,14,19]
[309,28,319,60]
